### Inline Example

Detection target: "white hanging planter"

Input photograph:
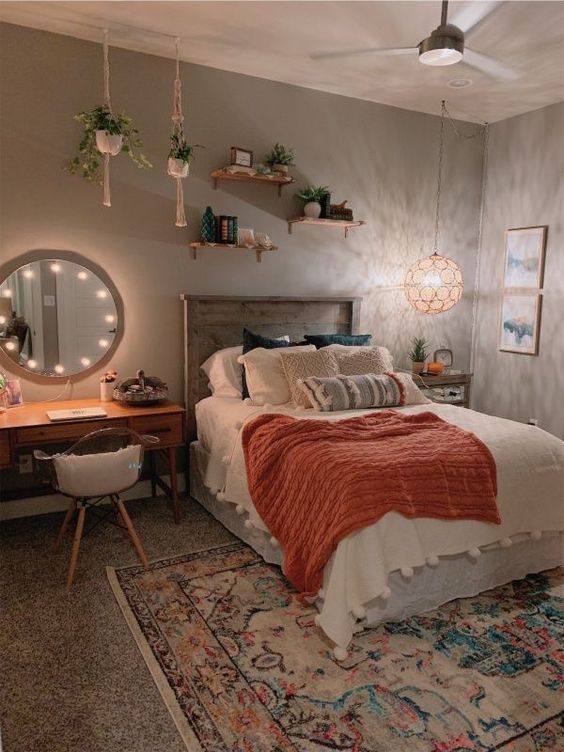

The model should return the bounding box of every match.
[95,130,123,156]
[167,157,190,178]
[304,201,322,218]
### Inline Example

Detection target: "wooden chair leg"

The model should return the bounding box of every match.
[67,505,86,590]
[149,452,157,498]
[168,446,180,524]
[54,498,77,551]
[115,497,149,570]
[110,496,129,540]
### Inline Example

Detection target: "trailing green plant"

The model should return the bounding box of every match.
[66,105,152,182]
[295,185,330,203]
[169,134,205,163]
[265,143,295,167]
[409,337,429,363]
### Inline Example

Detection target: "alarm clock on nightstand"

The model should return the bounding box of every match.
[433,348,453,372]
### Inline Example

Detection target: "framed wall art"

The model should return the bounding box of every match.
[498,293,542,355]
[502,226,547,290]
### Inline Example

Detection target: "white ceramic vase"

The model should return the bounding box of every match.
[95,130,123,156]
[167,157,190,178]
[304,201,322,219]
[100,381,114,402]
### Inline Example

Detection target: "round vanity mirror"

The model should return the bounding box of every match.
[0,252,123,379]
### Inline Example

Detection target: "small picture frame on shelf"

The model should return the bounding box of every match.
[237,228,255,247]
[230,147,253,168]
[5,378,23,407]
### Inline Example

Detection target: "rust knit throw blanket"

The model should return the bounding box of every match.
[242,410,499,600]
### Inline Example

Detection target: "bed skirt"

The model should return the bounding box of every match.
[190,441,563,628]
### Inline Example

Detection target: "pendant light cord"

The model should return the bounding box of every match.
[433,101,446,254]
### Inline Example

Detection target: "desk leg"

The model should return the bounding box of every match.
[168,446,180,524]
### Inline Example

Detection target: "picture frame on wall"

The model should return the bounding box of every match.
[230,147,253,168]
[502,226,547,290]
[498,293,542,355]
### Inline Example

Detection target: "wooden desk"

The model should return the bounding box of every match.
[0,398,186,522]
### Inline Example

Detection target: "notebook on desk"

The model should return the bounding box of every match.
[46,407,108,422]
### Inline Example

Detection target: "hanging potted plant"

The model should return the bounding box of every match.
[66,33,151,206]
[295,185,331,219]
[167,134,203,178]
[67,106,151,180]
[265,143,295,176]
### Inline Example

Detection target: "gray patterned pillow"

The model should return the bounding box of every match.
[280,349,339,407]
[298,372,406,412]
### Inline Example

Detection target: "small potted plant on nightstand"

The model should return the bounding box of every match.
[265,143,295,176]
[409,337,429,375]
[295,185,331,219]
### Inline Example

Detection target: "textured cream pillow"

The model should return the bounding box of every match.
[238,345,315,405]
[280,349,339,407]
[394,372,432,405]
[320,343,394,372]
[333,347,390,376]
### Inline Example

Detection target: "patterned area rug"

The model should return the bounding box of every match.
[108,543,564,752]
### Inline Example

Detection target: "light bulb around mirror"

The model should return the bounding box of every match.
[22,269,34,279]
[2,289,12,298]
[96,290,108,299]
[77,271,88,280]
[104,314,115,323]
[54,364,65,374]
[50,262,62,273]
[98,338,109,348]
[5,341,16,351]
[80,357,91,367]
[27,359,37,369]
[0,315,6,325]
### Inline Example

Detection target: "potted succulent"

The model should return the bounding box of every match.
[67,105,152,182]
[265,143,295,175]
[295,185,331,219]
[409,337,429,375]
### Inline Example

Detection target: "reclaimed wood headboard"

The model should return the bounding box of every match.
[181,295,361,440]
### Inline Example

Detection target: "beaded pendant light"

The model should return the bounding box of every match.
[404,101,464,314]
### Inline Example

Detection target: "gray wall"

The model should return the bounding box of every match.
[0,23,484,406]
[471,102,564,438]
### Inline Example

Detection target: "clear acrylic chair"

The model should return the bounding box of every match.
[34,427,159,589]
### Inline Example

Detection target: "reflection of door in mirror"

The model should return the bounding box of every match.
[0,259,119,377]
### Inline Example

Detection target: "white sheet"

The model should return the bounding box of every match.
[195,396,564,650]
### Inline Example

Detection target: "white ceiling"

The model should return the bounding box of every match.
[1,1,563,123]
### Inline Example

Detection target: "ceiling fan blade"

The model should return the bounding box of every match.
[310,47,415,61]
[463,48,520,80]
[449,0,503,34]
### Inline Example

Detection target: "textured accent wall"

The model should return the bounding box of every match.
[0,23,484,409]
[471,103,564,438]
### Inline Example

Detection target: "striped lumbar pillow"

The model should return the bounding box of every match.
[298,372,406,412]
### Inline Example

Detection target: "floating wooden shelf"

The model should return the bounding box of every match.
[287,217,367,238]
[189,242,278,264]
[211,168,295,197]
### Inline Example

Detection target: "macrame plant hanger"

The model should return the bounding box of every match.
[169,38,187,227]
[102,29,116,207]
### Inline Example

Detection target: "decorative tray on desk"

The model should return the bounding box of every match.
[113,370,168,405]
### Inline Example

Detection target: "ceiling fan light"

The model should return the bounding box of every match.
[419,47,462,66]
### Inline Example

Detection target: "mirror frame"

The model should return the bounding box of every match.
[0,249,124,383]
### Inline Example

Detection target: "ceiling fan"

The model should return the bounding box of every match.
[311,0,518,81]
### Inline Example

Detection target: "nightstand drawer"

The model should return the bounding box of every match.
[16,419,127,446]
[129,414,183,447]
[0,431,11,468]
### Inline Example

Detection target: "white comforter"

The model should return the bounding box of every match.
[196,397,564,648]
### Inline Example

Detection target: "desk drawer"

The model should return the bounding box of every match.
[16,419,128,446]
[0,431,10,468]
[129,414,184,447]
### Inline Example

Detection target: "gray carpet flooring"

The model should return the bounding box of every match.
[0,495,234,752]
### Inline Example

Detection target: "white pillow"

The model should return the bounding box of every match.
[238,345,315,405]
[320,343,394,372]
[394,372,432,405]
[201,337,291,399]
[53,445,142,497]
[201,346,243,399]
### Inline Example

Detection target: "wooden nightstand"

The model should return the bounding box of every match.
[415,372,473,408]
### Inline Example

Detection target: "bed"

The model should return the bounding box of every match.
[182,295,564,657]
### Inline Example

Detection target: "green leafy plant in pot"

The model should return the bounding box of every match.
[167,134,204,178]
[265,143,295,176]
[67,105,152,181]
[409,337,429,375]
[295,185,331,219]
